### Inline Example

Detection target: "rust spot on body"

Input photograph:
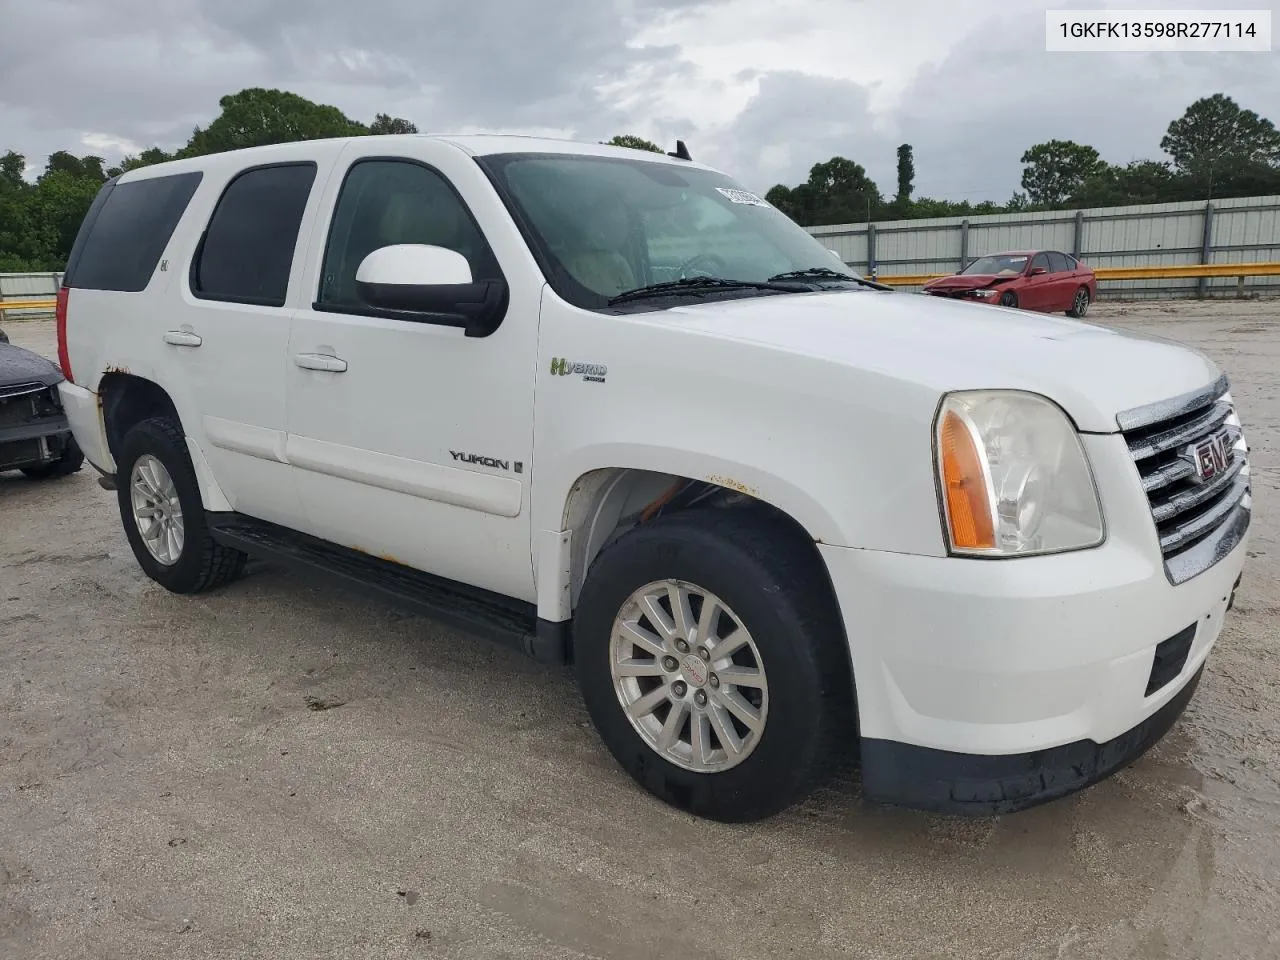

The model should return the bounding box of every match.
[706,474,758,497]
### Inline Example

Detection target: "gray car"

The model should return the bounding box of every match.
[0,328,84,479]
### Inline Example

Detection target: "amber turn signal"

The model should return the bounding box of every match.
[939,409,995,550]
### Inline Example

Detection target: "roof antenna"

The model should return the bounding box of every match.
[668,140,692,161]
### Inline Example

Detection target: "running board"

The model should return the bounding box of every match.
[206,513,569,664]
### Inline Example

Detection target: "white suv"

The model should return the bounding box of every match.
[56,134,1251,821]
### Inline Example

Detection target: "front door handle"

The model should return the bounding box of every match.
[294,353,348,373]
[163,330,202,347]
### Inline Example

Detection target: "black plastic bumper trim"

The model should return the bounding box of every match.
[860,665,1203,816]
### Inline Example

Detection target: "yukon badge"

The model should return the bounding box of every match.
[450,450,522,473]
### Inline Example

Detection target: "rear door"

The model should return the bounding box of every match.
[162,146,341,528]
[1047,251,1076,311]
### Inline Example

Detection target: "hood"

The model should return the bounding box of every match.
[924,274,1015,291]
[0,341,64,389]
[647,290,1220,433]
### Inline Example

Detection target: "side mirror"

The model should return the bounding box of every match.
[1029,266,1047,276]
[355,244,508,338]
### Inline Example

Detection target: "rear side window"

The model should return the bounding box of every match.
[191,163,317,307]
[64,172,203,292]
[1048,251,1071,273]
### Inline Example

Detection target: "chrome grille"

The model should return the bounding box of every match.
[1118,374,1251,585]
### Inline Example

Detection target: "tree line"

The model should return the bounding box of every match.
[761,94,1280,227]
[0,89,419,272]
[2,89,1277,272]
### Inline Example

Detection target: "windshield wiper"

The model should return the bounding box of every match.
[767,267,884,289]
[607,276,796,306]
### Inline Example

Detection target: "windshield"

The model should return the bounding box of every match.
[960,254,1029,276]
[476,152,867,310]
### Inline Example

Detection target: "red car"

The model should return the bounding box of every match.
[922,250,1097,318]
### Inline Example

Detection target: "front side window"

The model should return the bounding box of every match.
[960,254,1029,276]
[476,152,868,310]
[317,159,501,310]
[1048,251,1071,273]
[1030,253,1052,273]
[192,163,317,306]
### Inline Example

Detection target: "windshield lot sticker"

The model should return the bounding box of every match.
[550,357,607,383]
[715,187,769,207]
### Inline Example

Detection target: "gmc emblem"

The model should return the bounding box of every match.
[1185,430,1231,483]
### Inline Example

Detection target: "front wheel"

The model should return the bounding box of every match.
[573,509,853,822]
[999,290,1019,308]
[1067,286,1091,318]
[116,416,247,594]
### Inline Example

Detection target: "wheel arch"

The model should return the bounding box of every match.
[548,467,855,711]
[554,465,843,615]
[98,372,231,511]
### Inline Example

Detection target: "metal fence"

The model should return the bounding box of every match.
[0,272,61,319]
[805,194,1280,299]
[5,195,1279,313]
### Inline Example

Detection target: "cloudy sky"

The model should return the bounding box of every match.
[1,0,1276,200]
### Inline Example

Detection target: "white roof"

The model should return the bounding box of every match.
[117,133,719,183]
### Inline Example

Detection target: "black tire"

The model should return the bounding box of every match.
[999,290,1018,308]
[116,416,246,594]
[573,508,853,822]
[21,434,84,480]
[1067,285,1090,318]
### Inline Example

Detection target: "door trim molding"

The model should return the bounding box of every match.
[286,434,523,517]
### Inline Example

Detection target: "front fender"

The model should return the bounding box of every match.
[531,294,950,559]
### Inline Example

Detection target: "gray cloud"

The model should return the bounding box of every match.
[2,0,1276,206]
[706,72,894,193]
[895,14,1280,201]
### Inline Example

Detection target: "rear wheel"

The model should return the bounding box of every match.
[1067,286,1090,318]
[116,416,246,593]
[573,508,853,822]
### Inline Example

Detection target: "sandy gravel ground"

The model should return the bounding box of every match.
[2,298,1278,960]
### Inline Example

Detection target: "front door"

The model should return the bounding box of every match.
[1022,252,1055,311]
[283,141,541,602]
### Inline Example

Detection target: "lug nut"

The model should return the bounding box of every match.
[709,673,720,688]
[697,646,710,661]
[675,639,690,653]
[662,656,679,672]
[694,690,708,707]
[672,681,688,698]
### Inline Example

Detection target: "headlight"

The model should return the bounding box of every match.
[934,391,1105,556]
[970,289,999,298]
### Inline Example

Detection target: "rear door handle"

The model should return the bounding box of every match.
[294,353,348,373]
[163,330,202,347]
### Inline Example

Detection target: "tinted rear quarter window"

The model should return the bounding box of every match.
[192,163,317,307]
[64,172,203,292]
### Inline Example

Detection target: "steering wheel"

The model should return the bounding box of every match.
[676,253,730,279]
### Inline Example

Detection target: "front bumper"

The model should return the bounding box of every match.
[0,382,72,469]
[818,431,1249,814]
[859,664,1206,814]
[922,287,1004,303]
